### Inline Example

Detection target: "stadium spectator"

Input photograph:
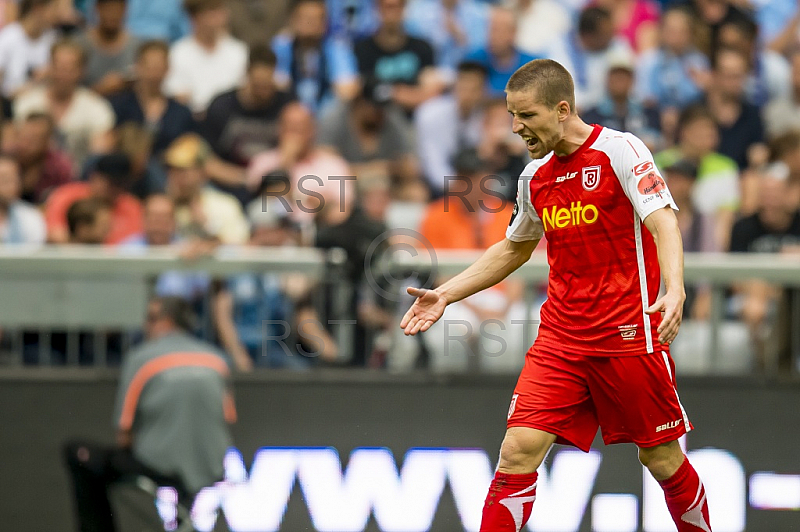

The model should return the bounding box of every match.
[768,4,800,56]
[596,0,660,53]
[13,39,116,169]
[583,49,661,149]
[272,0,359,114]
[764,49,800,138]
[402,148,535,374]
[110,40,196,159]
[693,0,756,59]
[315,176,393,367]
[63,296,236,532]
[75,0,140,98]
[227,0,290,48]
[763,133,800,211]
[122,193,175,246]
[656,104,739,251]
[548,6,634,111]
[110,122,166,199]
[200,45,293,194]
[247,102,353,230]
[476,98,528,201]
[635,5,709,112]
[354,0,440,112]
[6,112,73,204]
[214,196,336,370]
[45,152,143,244]
[66,197,111,244]
[706,47,767,170]
[414,61,487,197]
[163,133,249,244]
[0,154,46,244]
[83,0,191,43]
[164,0,248,115]
[404,0,490,82]
[327,0,378,41]
[120,193,214,324]
[464,7,537,98]
[730,167,800,372]
[513,0,572,57]
[0,0,57,99]
[318,81,425,201]
[716,16,790,108]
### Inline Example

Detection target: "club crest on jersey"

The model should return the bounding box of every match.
[582,166,601,191]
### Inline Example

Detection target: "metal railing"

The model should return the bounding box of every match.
[0,246,797,374]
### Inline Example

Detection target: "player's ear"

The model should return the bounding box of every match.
[556,100,571,122]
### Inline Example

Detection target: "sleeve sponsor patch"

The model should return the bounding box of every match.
[633,161,653,176]
[637,171,666,195]
[509,196,519,226]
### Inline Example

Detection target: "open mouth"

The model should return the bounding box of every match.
[523,136,539,150]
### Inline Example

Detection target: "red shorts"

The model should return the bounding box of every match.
[506,346,692,452]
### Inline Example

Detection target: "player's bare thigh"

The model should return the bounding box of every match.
[497,427,558,474]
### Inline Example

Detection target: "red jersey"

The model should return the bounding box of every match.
[506,125,678,356]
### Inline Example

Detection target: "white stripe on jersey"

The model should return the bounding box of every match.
[634,210,654,353]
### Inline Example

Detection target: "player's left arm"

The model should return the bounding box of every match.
[612,133,685,345]
[643,207,686,345]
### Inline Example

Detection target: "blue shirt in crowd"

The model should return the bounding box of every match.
[465,48,539,97]
[636,48,709,109]
[272,34,358,114]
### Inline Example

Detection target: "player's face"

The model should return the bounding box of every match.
[506,90,564,159]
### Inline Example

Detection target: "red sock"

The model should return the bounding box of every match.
[658,456,712,532]
[480,471,538,532]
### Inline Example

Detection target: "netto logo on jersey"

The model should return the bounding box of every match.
[541,201,599,231]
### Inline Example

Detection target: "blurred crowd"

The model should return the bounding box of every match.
[1,0,799,373]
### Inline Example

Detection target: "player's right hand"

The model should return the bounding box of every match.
[400,287,447,336]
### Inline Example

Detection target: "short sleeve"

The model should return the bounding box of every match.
[612,133,678,222]
[506,171,544,242]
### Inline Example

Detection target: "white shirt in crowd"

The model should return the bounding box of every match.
[165,34,248,114]
[0,202,46,245]
[14,86,115,168]
[0,22,56,97]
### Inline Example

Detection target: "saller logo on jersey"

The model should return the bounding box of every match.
[656,419,682,432]
[541,201,599,231]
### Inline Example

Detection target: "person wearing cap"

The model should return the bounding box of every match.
[407,147,538,374]
[44,152,143,244]
[582,49,661,150]
[163,133,249,245]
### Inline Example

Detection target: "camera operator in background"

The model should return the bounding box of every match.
[63,296,236,532]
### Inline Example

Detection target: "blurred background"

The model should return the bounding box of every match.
[0,0,798,530]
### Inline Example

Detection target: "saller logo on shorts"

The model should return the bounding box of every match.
[655,419,682,432]
[541,201,599,231]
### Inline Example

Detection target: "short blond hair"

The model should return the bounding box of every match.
[506,59,575,112]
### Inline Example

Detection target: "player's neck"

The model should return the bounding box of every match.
[553,117,595,158]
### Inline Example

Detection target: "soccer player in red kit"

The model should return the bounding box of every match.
[400,59,712,532]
